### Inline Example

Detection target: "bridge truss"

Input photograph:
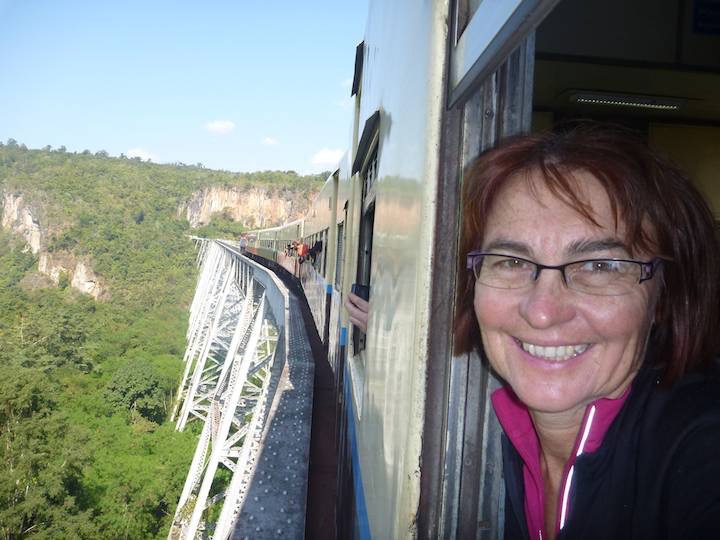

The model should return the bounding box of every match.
[169,239,312,540]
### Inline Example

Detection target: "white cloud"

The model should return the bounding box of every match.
[311,148,343,167]
[341,77,353,88]
[127,148,157,162]
[261,136,277,146]
[336,96,353,110]
[204,120,236,134]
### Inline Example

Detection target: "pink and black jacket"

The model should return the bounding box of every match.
[496,361,720,539]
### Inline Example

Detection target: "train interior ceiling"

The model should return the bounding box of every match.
[531,0,720,217]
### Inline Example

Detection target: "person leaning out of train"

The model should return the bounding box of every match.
[296,241,309,261]
[454,121,720,539]
[345,285,369,332]
[308,240,323,265]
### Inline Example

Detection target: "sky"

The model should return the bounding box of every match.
[0,0,369,174]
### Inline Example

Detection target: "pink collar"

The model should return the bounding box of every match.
[492,385,630,540]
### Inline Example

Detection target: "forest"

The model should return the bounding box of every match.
[0,141,325,538]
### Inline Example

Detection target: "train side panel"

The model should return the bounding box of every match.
[340,2,451,537]
[327,150,355,377]
[301,173,338,343]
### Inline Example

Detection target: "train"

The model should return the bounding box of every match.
[245,0,720,538]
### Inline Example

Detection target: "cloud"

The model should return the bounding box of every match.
[341,77,353,88]
[311,148,343,167]
[204,120,236,134]
[127,148,157,161]
[336,96,353,110]
[261,136,277,146]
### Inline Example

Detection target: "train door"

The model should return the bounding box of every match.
[423,0,720,538]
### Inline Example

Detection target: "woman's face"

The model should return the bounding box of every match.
[473,169,660,418]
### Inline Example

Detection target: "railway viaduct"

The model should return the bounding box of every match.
[168,239,317,539]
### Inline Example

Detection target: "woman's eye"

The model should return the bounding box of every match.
[496,258,529,270]
[581,260,620,273]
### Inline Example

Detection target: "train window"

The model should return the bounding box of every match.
[362,146,378,202]
[352,144,378,355]
[335,222,344,290]
[321,229,328,276]
[449,0,559,106]
[311,234,324,274]
[353,205,374,355]
[349,112,380,355]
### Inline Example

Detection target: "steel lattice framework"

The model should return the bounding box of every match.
[169,239,299,540]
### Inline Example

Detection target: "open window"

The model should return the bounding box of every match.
[431,0,720,536]
[351,112,379,355]
[335,220,345,290]
[449,0,560,106]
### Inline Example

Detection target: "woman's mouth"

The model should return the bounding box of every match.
[518,340,589,361]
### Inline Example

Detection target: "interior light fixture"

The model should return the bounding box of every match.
[569,91,686,111]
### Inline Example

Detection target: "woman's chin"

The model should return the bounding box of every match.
[511,382,591,417]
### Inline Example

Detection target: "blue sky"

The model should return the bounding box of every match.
[0,0,368,174]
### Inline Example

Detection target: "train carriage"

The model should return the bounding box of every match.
[299,172,338,345]
[248,0,720,537]
[247,219,304,275]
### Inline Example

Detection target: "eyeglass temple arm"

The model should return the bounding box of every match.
[466,252,482,271]
[639,258,664,283]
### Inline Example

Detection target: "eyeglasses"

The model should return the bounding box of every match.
[466,252,664,296]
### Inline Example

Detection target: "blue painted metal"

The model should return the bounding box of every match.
[340,326,348,346]
[344,364,372,540]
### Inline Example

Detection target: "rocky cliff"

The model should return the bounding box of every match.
[1,184,315,300]
[1,191,108,299]
[1,191,44,253]
[179,185,315,229]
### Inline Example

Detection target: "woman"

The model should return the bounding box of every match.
[454,122,720,539]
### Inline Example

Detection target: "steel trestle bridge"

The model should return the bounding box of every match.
[169,239,314,539]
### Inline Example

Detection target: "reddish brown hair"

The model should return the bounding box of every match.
[454,121,720,384]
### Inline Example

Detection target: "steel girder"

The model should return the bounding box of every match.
[169,241,281,540]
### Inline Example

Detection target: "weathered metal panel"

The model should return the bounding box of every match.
[346,1,451,537]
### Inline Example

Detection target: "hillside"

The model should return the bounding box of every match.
[0,140,324,538]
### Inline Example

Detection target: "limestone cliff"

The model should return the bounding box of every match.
[1,191,44,253]
[1,191,108,300]
[179,185,315,229]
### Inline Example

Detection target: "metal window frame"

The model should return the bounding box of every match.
[449,0,561,107]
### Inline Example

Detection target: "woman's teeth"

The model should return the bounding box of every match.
[521,342,588,361]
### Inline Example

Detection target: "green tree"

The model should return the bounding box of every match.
[104,360,169,423]
[20,292,92,370]
[0,367,98,539]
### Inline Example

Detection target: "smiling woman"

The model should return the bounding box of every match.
[454,121,720,540]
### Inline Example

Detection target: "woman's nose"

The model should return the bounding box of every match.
[518,269,576,328]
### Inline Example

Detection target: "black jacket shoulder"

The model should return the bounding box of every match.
[502,363,720,540]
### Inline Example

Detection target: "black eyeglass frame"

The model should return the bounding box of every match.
[466,251,664,289]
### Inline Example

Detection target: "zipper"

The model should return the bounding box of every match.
[557,404,597,532]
